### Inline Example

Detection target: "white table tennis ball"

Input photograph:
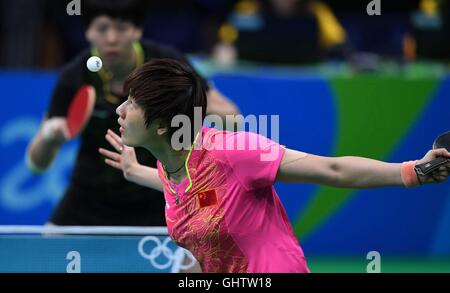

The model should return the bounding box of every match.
[87,56,103,72]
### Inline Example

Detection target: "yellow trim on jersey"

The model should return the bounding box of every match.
[165,131,200,194]
[133,41,145,67]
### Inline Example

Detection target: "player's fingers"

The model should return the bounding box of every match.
[54,121,71,140]
[430,172,441,183]
[436,170,448,179]
[105,133,123,152]
[439,169,448,176]
[107,129,123,145]
[430,170,448,182]
[61,126,70,140]
[434,148,450,158]
[43,119,68,142]
[99,148,121,162]
[104,159,123,171]
[107,130,125,151]
[438,166,447,171]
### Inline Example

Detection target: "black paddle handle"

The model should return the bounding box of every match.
[414,157,450,176]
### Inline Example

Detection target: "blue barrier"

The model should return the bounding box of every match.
[0,234,187,273]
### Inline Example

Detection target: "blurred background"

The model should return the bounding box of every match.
[0,0,449,272]
[1,0,450,68]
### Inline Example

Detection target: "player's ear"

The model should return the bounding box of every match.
[85,27,94,43]
[157,126,168,136]
[155,120,168,136]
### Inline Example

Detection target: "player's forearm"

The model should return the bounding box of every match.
[333,156,403,188]
[123,164,163,192]
[26,131,61,173]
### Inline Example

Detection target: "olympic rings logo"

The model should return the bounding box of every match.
[137,236,197,272]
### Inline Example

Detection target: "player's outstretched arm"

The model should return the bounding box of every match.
[99,129,163,192]
[276,148,450,188]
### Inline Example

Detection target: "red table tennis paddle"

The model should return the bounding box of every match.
[66,85,96,139]
[415,131,450,176]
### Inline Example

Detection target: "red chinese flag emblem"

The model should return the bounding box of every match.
[197,189,218,208]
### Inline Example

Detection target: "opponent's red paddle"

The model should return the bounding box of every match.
[66,85,96,138]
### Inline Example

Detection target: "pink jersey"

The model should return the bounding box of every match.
[157,127,310,273]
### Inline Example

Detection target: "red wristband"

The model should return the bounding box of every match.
[401,161,419,188]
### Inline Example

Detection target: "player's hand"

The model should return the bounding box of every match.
[99,129,139,180]
[41,117,70,145]
[416,148,450,184]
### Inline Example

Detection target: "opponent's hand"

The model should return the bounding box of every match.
[99,129,139,180]
[416,148,450,184]
[41,117,70,144]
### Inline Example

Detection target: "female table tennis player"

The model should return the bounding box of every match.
[100,58,450,273]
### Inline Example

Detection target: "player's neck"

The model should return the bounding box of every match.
[148,142,189,184]
[163,150,189,184]
[103,48,137,81]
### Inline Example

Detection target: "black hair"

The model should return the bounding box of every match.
[124,59,207,144]
[82,0,148,27]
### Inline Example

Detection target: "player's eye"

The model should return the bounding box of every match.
[118,26,127,32]
[96,25,108,33]
[116,23,129,33]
